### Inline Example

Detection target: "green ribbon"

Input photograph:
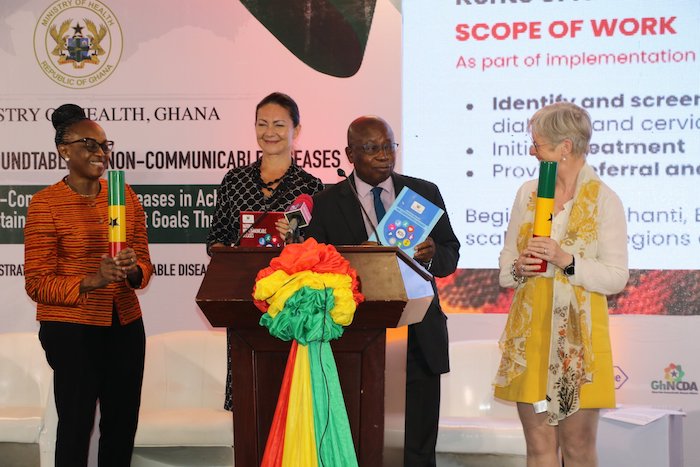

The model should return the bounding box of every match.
[259,286,345,344]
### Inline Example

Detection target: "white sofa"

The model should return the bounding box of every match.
[132,330,233,467]
[437,340,525,460]
[0,332,55,466]
[385,339,526,466]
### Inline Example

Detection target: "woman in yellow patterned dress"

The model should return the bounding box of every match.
[494,102,629,467]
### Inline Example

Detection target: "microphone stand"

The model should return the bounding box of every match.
[284,218,300,244]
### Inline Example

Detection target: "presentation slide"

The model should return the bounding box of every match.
[404,0,699,270]
[403,0,699,313]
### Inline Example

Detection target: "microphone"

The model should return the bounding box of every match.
[284,194,313,243]
[336,168,382,246]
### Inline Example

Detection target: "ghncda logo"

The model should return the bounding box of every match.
[650,363,698,394]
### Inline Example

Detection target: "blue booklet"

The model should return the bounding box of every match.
[368,187,444,257]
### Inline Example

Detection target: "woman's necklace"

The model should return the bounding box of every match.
[64,176,101,198]
[258,173,286,190]
[256,163,291,191]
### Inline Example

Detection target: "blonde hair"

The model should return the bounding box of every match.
[528,102,591,156]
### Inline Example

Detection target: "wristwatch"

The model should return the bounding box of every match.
[563,256,575,276]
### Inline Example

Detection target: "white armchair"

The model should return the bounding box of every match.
[0,332,54,466]
[437,340,525,465]
[132,330,233,467]
[384,339,526,467]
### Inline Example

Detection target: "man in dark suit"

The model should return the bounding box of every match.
[305,116,460,466]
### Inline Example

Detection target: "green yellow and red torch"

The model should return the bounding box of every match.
[108,170,126,257]
[533,161,557,273]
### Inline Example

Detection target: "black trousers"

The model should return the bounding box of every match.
[39,313,145,467]
[404,328,441,467]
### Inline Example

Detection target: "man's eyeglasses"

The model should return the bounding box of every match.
[351,142,399,156]
[61,138,114,154]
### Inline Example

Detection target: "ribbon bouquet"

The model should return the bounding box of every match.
[253,238,364,467]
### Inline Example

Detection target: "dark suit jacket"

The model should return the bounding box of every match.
[305,172,460,374]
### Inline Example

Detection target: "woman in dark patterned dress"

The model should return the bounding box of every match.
[206,92,323,409]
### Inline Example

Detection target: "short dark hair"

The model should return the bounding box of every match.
[255,92,300,127]
[52,104,88,147]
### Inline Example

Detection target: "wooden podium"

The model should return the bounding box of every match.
[196,245,433,466]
